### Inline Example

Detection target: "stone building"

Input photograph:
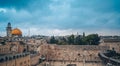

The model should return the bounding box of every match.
[100,38,120,52]
[6,41,26,53]
[0,44,10,54]
[0,41,26,55]
[0,52,30,66]
[0,22,31,66]
[6,22,22,38]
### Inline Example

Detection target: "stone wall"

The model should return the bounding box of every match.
[0,45,10,54]
[100,42,120,53]
[39,44,109,62]
[0,53,30,66]
[31,54,40,66]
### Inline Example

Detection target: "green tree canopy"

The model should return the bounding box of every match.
[67,34,75,44]
[49,36,58,44]
[84,34,100,45]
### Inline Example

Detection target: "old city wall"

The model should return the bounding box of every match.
[0,53,30,66]
[99,42,120,53]
[39,44,109,62]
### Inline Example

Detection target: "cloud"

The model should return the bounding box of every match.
[0,8,7,13]
[20,28,120,36]
[0,0,32,10]
[0,0,120,36]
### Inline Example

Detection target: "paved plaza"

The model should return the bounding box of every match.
[38,61,105,66]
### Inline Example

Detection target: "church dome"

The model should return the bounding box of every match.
[11,28,22,35]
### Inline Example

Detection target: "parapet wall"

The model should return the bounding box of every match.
[0,52,30,66]
[99,52,120,65]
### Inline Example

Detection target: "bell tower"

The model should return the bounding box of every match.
[6,22,12,37]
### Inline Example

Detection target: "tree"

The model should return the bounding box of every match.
[67,34,75,44]
[58,37,68,45]
[74,35,82,45]
[49,34,100,45]
[84,34,100,45]
[49,36,58,44]
[62,37,67,42]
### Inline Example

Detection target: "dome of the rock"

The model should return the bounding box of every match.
[11,28,22,35]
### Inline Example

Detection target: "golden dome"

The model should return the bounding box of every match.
[11,28,22,35]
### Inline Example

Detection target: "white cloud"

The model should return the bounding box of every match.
[20,27,120,36]
[0,8,7,13]
[0,0,120,36]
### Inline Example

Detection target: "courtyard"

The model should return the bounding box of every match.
[37,61,105,66]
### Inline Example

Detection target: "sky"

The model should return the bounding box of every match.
[0,0,120,36]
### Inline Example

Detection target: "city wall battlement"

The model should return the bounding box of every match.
[0,52,30,66]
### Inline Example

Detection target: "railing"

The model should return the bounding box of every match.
[98,52,120,65]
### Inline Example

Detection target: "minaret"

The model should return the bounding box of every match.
[83,32,85,37]
[6,22,12,37]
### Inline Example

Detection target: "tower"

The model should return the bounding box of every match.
[6,22,12,37]
[83,32,85,37]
